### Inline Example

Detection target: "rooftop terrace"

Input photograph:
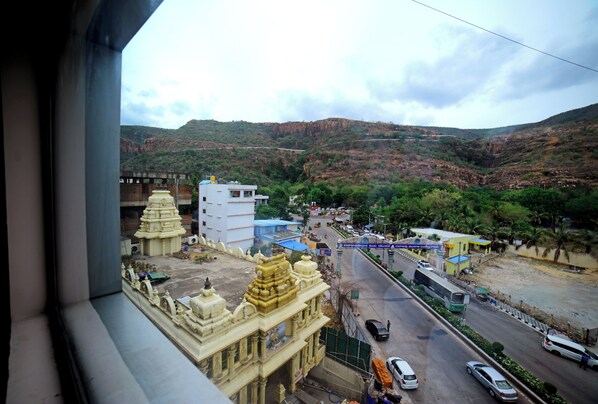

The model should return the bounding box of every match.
[132,246,257,312]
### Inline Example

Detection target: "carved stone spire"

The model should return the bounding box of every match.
[292,255,322,289]
[134,189,186,256]
[243,253,298,314]
[185,280,232,339]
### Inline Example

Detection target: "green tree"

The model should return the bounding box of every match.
[520,227,545,256]
[496,203,530,226]
[352,205,371,227]
[460,217,485,235]
[572,229,597,258]
[481,223,505,252]
[346,188,369,207]
[307,183,333,207]
[260,184,292,220]
[416,206,434,227]
[255,204,279,220]
[517,188,564,230]
[332,187,349,208]
[288,251,304,266]
[421,189,461,215]
[565,192,598,229]
[542,224,573,262]
[298,202,310,236]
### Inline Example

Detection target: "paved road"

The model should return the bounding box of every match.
[310,216,597,404]
[370,243,597,404]
[464,292,598,404]
[310,218,534,403]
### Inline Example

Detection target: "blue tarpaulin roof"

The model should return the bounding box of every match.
[447,255,470,264]
[277,240,309,251]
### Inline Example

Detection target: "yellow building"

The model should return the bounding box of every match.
[410,228,491,276]
[122,244,330,404]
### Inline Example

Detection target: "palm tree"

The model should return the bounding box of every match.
[516,226,545,256]
[528,210,548,226]
[481,222,503,252]
[394,222,411,240]
[416,206,434,227]
[542,224,572,262]
[498,225,515,245]
[487,201,502,223]
[572,229,597,259]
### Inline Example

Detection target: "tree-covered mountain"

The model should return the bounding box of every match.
[121,103,598,190]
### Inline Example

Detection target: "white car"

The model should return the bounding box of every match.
[386,357,418,389]
[542,333,598,369]
[417,260,433,270]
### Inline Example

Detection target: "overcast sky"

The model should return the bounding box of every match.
[121,0,598,130]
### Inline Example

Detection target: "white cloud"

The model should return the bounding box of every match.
[121,0,598,129]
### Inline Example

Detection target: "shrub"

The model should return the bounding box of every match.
[491,341,505,356]
[543,382,557,395]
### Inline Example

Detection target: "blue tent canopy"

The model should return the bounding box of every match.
[277,240,310,252]
[447,255,469,264]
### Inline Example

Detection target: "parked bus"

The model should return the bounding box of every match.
[412,268,470,312]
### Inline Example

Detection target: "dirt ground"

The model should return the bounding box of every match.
[467,253,598,330]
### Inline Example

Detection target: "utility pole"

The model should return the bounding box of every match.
[458,241,462,277]
[336,240,343,280]
[336,241,344,314]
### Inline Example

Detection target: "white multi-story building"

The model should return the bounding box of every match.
[198,177,257,251]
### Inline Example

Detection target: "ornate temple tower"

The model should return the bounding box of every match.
[244,253,299,314]
[134,189,186,256]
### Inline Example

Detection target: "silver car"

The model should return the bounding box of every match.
[466,361,518,401]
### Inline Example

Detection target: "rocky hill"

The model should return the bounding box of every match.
[121,103,598,189]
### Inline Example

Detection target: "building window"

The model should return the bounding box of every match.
[244,190,253,197]
[202,196,206,201]
[207,357,213,379]
[247,336,252,355]
[222,349,228,370]
[230,190,240,198]
[202,209,206,214]
[202,221,206,226]
[234,342,240,363]
[202,233,206,238]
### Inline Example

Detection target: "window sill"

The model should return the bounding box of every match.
[8,315,62,403]
[62,293,230,403]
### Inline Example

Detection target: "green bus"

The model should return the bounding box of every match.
[412,267,470,312]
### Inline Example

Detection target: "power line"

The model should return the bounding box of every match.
[410,0,598,74]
